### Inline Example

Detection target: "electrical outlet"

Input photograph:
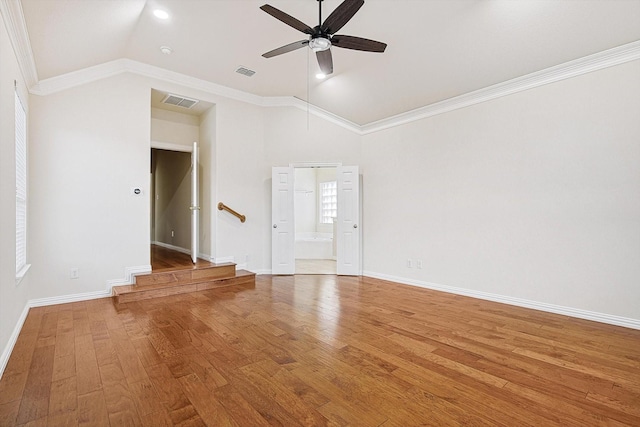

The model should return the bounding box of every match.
[70,268,79,279]
[417,260,423,269]
[407,259,413,268]
[171,230,174,238]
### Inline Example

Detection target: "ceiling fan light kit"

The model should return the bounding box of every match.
[309,37,331,52]
[260,0,387,75]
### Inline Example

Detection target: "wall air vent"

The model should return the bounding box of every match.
[235,66,256,77]
[161,94,199,109]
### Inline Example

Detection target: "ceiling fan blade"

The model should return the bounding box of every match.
[260,5,314,35]
[262,40,309,58]
[321,0,364,35]
[316,49,333,75]
[331,35,387,52]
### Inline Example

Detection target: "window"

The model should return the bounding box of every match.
[319,181,337,224]
[15,89,28,281]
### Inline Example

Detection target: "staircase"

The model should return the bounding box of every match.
[112,262,255,304]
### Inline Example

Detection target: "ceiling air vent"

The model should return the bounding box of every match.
[235,66,256,77]
[161,94,199,109]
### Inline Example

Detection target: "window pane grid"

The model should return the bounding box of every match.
[320,181,337,224]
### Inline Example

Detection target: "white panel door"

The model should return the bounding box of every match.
[272,167,295,274]
[190,142,199,264]
[337,166,360,275]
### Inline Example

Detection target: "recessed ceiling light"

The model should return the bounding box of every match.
[315,73,326,80]
[153,9,169,20]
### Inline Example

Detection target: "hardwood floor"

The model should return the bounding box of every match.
[295,259,337,275]
[151,244,214,272]
[1,275,639,426]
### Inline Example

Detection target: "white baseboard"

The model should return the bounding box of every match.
[152,241,190,255]
[106,264,152,288]
[29,289,112,307]
[363,271,640,330]
[0,304,29,380]
[151,241,213,262]
[214,256,235,264]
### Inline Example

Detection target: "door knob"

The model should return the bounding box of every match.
[273,224,278,228]
[353,224,358,228]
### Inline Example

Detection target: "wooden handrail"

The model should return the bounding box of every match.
[217,202,246,223]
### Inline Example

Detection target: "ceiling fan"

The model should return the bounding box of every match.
[260,0,387,75]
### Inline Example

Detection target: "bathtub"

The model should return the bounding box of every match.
[295,232,334,259]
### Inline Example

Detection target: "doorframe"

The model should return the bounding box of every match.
[151,140,192,153]
[278,162,362,276]
[149,141,197,266]
[290,162,342,168]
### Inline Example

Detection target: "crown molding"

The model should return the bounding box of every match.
[8,0,639,136]
[31,58,363,133]
[360,40,640,134]
[0,0,38,87]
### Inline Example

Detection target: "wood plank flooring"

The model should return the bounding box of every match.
[1,275,639,426]
[295,259,337,275]
[151,245,213,272]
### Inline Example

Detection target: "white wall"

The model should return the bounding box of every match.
[199,106,216,259]
[0,12,31,377]
[28,73,151,299]
[362,60,640,321]
[151,107,199,147]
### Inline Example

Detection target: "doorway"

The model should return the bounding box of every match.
[272,165,361,276]
[149,89,215,268]
[294,167,337,274]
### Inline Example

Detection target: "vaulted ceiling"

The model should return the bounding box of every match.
[17,0,640,125]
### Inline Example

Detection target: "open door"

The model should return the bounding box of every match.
[271,167,295,274]
[336,166,360,275]
[190,142,199,263]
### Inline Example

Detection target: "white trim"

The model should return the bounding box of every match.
[0,303,29,379]
[290,162,342,168]
[360,40,640,134]
[213,256,235,264]
[151,140,193,152]
[152,240,190,255]
[0,0,38,88]
[151,241,213,263]
[29,289,112,307]
[363,271,640,331]
[15,263,30,286]
[20,41,639,134]
[105,264,152,288]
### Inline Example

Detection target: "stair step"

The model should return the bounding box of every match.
[134,262,236,287]
[112,269,255,304]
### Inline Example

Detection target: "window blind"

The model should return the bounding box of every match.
[15,90,27,274]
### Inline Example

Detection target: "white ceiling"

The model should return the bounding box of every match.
[19,0,640,125]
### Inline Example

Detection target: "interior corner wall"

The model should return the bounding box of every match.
[361,60,640,321]
[199,105,216,260]
[210,102,362,271]
[0,12,30,376]
[28,73,151,300]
